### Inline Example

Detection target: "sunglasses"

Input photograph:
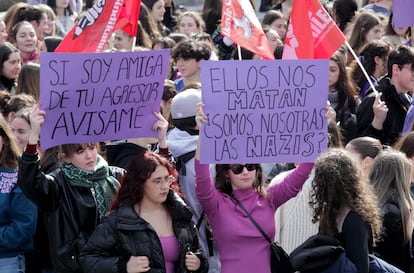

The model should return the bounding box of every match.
[228,164,256,175]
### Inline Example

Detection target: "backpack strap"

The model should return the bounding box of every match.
[196,211,215,257]
[175,150,196,176]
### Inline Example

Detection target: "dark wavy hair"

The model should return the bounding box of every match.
[332,0,358,31]
[3,2,46,40]
[47,0,74,16]
[110,151,179,210]
[215,164,265,196]
[3,93,36,119]
[330,53,360,112]
[350,40,390,92]
[261,10,284,27]
[171,39,211,62]
[139,2,162,41]
[310,148,382,241]
[387,45,414,78]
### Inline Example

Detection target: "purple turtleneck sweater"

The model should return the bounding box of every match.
[195,160,313,273]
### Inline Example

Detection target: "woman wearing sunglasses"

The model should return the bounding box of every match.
[193,104,315,273]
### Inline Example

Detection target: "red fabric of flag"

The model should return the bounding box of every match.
[116,0,141,37]
[55,0,125,52]
[283,0,345,59]
[221,0,274,60]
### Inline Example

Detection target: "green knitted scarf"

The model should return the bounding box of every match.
[61,155,119,221]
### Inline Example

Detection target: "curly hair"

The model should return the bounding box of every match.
[310,148,382,241]
[110,151,179,210]
[171,39,211,62]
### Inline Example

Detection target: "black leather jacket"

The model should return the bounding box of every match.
[79,190,209,273]
[18,151,124,273]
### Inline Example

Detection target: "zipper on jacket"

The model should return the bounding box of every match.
[90,187,98,227]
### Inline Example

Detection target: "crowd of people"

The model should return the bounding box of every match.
[0,0,414,273]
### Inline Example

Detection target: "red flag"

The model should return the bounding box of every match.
[55,0,126,52]
[283,0,345,59]
[221,0,274,60]
[116,0,141,37]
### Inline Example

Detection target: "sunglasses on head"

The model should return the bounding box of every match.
[228,164,256,174]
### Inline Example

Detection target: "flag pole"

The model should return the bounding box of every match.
[131,36,136,51]
[344,41,378,95]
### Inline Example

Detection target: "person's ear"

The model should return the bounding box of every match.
[7,112,14,123]
[391,63,400,76]
[374,56,381,65]
[361,156,373,172]
[61,152,71,163]
[31,20,38,27]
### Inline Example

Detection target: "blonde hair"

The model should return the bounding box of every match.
[369,149,414,242]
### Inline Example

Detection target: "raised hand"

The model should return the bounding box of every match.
[195,102,207,128]
[152,111,169,148]
[28,106,46,145]
[371,92,388,130]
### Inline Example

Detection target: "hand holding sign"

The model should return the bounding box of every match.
[195,102,207,128]
[200,59,329,164]
[40,50,170,151]
[325,101,336,124]
[152,111,169,149]
[28,107,46,145]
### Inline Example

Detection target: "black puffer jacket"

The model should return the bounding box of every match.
[79,191,209,273]
[18,152,124,273]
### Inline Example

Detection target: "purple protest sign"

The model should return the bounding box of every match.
[39,49,170,151]
[200,59,328,164]
[393,0,414,28]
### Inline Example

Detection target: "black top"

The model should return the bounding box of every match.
[337,211,373,273]
[357,77,409,145]
[0,75,16,93]
[203,11,221,36]
[374,202,412,272]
